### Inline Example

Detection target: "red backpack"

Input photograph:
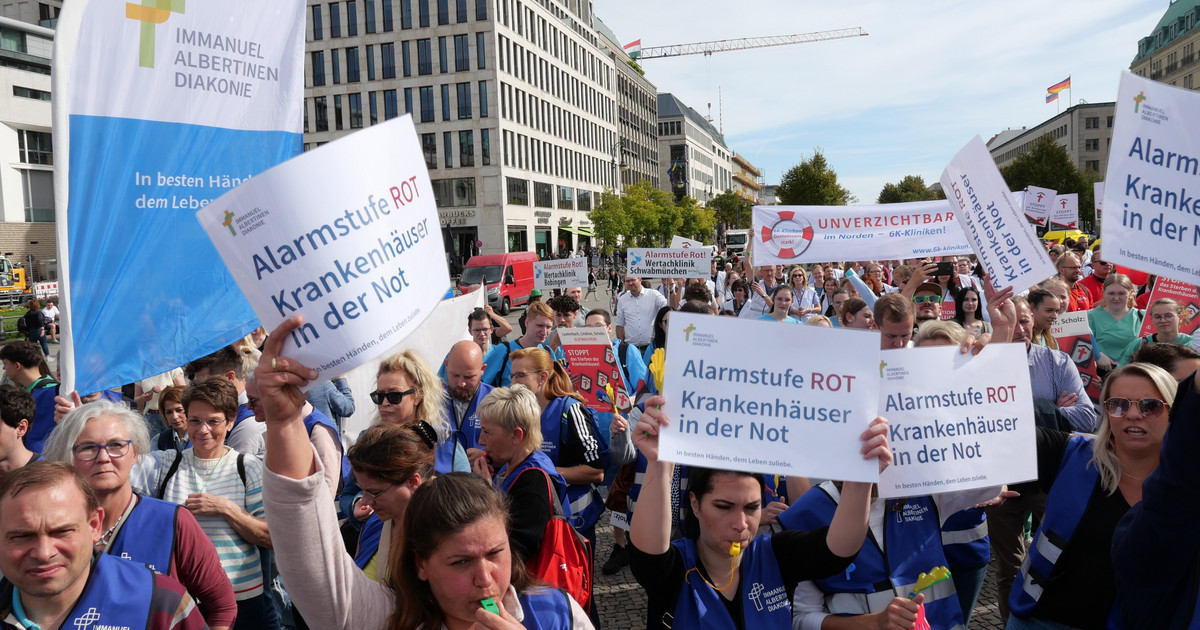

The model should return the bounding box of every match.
[514,468,593,612]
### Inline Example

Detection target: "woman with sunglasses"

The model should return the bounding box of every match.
[1116,298,1193,366]
[784,265,821,322]
[1007,362,1177,630]
[369,350,462,473]
[43,399,238,630]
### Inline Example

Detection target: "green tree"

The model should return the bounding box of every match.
[776,149,856,206]
[588,190,630,256]
[877,175,940,204]
[1001,135,1101,231]
[677,196,717,243]
[709,189,752,229]
[588,180,709,250]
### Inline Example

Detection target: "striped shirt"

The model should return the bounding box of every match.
[132,448,266,599]
[1027,344,1098,432]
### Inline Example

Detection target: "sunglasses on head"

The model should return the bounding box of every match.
[370,388,417,405]
[912,295,942,304]
[1103,397,1167,418]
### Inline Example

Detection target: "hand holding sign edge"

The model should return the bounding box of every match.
[258,315,321,481]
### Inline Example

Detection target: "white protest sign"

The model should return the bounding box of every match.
[751,201,970,266]
[628,248,711,278]
[941,136,1057,291]
[1102,72,1200,285]
[534,258,588,291]
[198,116,448,383]
[1023,186,1057,227]
[877,344,1037,498]
[1094,182,1105,224]
[670,235,705,249]
[659,313,880,482]
[1051,193,1079,229]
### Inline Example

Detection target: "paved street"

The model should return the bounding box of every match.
[501,284,1009,629]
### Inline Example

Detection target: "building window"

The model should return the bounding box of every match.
[439,36,448,73]
[558,186,574,210]
[476,0,487,20]
[459,131,474,166]
[456,0,467,22]
[396,0,407,29]
[420,86,435,122]
[422,133,438,169]
[369,91,378,124]
[1085,160,1100,172]
[346,0,358,35]
[311,51,326,86]
[578,190,591,212]
[417,39,432,75]
[330,2,341,37]
[1085,116,1099,129]
[419,0,429,27]
[1107,115,1114,127]
[1085,138,1099,151]
[312,5,323,39]
[476,32,486,69]
[454,34,470,71]
[381,43,396,78]
[438,0,449,25]
[457,82,472,118]
[314,96,329,132]
[442,84,451,120]
[534,182,553,208]
[365,0,376,33]
[17,129,52,165]
[507,177,528,205]
[334,95,344,130]
[404,87,413,114]
[481,129,491,165]
[383,89,399,120]
[348,93,363,128]
[366,44,376,80]
[432,178,476,207]
[479,80,488,117]
[346,47,360,82]
[444,131,453,168]
[402,41,412,76]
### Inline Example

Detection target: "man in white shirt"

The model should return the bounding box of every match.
[615,276,669,351]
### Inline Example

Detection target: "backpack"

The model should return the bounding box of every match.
[16,313,27,335]
[157,451,247,499]
[515,467,592,612]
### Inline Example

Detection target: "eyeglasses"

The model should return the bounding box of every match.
[72,440,133,461]
[361,484,395,502]
[1059,265,1082,270]
[370,389,417,405]
[186,418,227,430]
[470,327,493,335]
[1093,260,1110,266]
[1103,397,1168,418]
[912,295,942,304]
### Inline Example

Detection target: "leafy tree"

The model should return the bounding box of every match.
[1001,135,1101,231]
[776,149,856,206]
[709,189,752,229]
[877,175,941,204]
[677,196,716,243]
[588,180,714,250]
[589,190,630,256]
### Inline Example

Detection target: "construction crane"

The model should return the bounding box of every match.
[633,27,867,60]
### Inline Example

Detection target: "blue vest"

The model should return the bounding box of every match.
[434,433,458,475]
[303,408,351,492]
[444,382,494,453]
[62,554,156,630]
[518,588,575,629]
[940,507,989,569]
[498,451,568,505]
[670,535,791,629]
[1011,435,1116,625]
[235,401,254,425]
[779,483,965,630]
[762,475,788,508]
[354,514,385,569]
[541,397,603,532]
[107,496,178,575]
[25,381,58,453]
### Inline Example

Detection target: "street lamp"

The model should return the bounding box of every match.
[611,144,629,194]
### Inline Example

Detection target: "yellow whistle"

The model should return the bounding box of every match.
[729,541,741,556]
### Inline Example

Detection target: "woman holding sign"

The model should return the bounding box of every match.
[1007,362,1177,630]
[1088,273,1145,373]
[628,397,892,630]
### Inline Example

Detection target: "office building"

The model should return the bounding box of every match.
[1132,1,1200,90]
[987,102,1116,175]
[593,16,657,191]
[656,92,731,203]
[731,152,762,203]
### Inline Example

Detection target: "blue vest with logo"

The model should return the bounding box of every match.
[518,588,575,629]
[355,514,385,569]
[498,451,568,504]
[107,496,178,575]
[444,382,493,453]
[779,483,964,630]
[1010,435,1118,627]
[63,554,156,630]
[941,507,989,569]
[25,381,58,453]
[541,396,603,532]
[303,408,351,492]
[670,535,790,629]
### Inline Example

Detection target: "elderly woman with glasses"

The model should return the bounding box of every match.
[44,399,239,630]
[1006,363,1177,630]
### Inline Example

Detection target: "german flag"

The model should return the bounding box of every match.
[1047,77,1071,94]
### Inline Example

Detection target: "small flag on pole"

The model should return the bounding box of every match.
[1047,77,1071,95]
[624,39,642,60]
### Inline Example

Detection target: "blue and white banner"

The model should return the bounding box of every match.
[53,1,305,393]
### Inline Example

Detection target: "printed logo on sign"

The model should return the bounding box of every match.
[878,360,887,378]
[222,210,236,236]
[882,364,909,382]
[1135,91,1169,125]
[629,253,642,267]
[683,323,696,341]
[760,211,814,259]
[227,207,271,236]
[1133,91,1146,113]
[125,0,185,69]
[535,267,542,279]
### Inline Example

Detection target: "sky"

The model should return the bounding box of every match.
[595,0,1167,204]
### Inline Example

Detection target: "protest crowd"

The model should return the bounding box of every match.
[1,232,1199,630]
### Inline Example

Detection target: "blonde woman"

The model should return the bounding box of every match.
[785,265,821,321]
